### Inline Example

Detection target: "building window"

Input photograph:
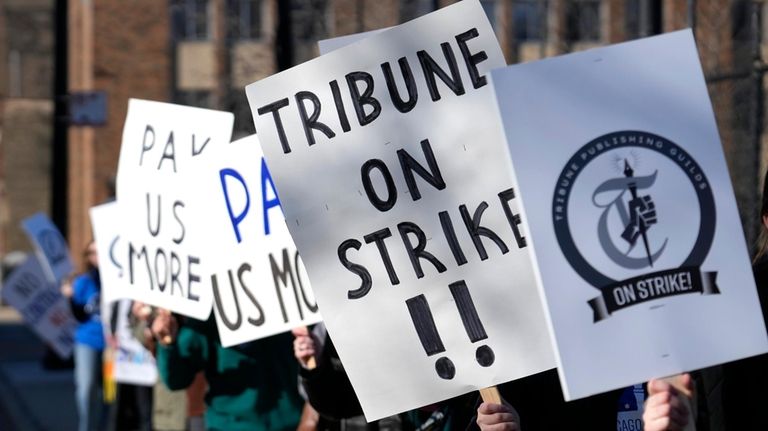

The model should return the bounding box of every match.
[172,0,209,40]
[566,0,601,42]
[175,90,212,109]
[625,0,661,40]
[481,0,497,30]
[512,0,546,41]
[228,0,263,40]
[400,0,434,22]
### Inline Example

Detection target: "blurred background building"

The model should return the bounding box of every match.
[0,0,766,269]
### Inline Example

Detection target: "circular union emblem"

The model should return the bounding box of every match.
[552,131,715,290]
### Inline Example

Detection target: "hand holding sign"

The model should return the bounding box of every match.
[643,374,694,431]
[291,326,318,370]
[151,308,177,346]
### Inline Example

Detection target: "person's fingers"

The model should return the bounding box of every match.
[477,424,519,431]
[477,412,518,426]
[647,378,674,396]
[643,393,689,430]
[292,326,310,337]
[676,373,693,396]
[477,403,519,429]
[644,416,684,431]
[477,402,514,415]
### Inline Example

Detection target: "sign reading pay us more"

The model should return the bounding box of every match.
[114,99,233,319]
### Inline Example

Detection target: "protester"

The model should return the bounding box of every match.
[62,240,106,431]
[717,170,768,430]
[151,309,303,431]
[129,301,207,431]
[105,299,152,431]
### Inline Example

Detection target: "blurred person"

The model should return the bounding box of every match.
[717,170,768,430]
[62,240,107,431]
[106,300,153,431]
[129,301,207,431]
[151,309,303,431]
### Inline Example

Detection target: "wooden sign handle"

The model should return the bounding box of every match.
[306,356,317,370]
[479,386,502,404]
[660,375,695,431]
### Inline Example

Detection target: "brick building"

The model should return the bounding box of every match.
[0,0,55,264]
[0,0,767,270]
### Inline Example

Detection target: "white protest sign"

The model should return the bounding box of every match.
[191,134,320,347]
[1,256,77,357]
[492,30,768,400]
[247,0,554,420]
[90,201,129,304]
[21,213,74,283]
[102,299,157,386]
[115,99,234,319]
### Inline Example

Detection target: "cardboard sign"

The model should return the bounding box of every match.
[115,99,234,319]
[90,201,130,305]
[246,0,554,420]
[1,256,77,357]
[21,213,74,283]
[317,29,388,54]
[193,134,321,347]
[102,299,157,386]
[492,30,768,400]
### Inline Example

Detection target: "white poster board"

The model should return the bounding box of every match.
[21,213,74,284]
[192,134,321,347]
[90,201,129,305]
[115,99,234,319]
[317,29,388,55]
[103,299,157,386]
[1,256,77,357]
[492,30,768,400]
[246,0,554,420]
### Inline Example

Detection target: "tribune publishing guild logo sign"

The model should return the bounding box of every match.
[552,131,719,321]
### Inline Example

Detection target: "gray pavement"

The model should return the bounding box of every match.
[0,306,77,431]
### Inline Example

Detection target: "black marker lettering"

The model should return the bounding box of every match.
[397,138,445,201]
[257,98,292,153]
[296,91,336,147]
[381,57,418,113]
[498,188,527,248]
[329,80,351,133]
[361,159,397,212]
[338,239,372,299]
[346,71,382,126]
[157,131,177,172]
[417,43,465,101]
[398,221,447,278]
[455,28,489,89]
[460,202,509,260]
[364,228,400,285]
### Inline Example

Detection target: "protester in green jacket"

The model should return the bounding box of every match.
[151,310,303,431]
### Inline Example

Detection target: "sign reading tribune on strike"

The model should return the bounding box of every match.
[246,0,554,420]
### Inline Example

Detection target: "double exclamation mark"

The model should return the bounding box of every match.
[406,280,495,380]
